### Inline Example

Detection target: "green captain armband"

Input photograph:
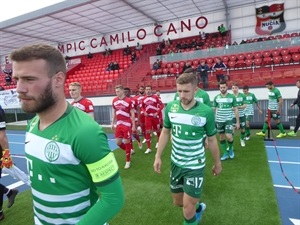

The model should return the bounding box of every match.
[86,152,119,183]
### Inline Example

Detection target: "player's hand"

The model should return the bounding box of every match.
[290,104,294,108]
[111,124,115,130]
[212,163,222,176]
[1,149,13,168]
[235,123,240,130]
[153,157,162,174]
[259,109,263,115]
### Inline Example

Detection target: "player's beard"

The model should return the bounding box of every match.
[180,97,193,106]
[20,81,56,113]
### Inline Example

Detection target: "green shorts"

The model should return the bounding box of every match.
[170,162,205,198]
[266,110,281,120]
[216,120,234,134]
[233,116,246,129]
[245,115,253,122]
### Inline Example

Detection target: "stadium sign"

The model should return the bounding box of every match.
[255,3,286,35]
[58,16,208,54]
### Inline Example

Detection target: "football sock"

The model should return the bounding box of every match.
[125,143,131,162]
[145,133,151,148]
[220,140,227,154]
[245,127,250,136]
[196,203,202,213]
[277,123,285,133]
[183,215,197,225]
[262,122,268,133]
[228,140,234,150]
[241,131,245,140]
[119,143,126,151]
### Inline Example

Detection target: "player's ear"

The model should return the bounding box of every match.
[53,71,65,88]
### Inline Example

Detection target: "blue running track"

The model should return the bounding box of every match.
[265,139,300,225]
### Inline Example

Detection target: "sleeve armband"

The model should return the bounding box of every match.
[86,152,119,183]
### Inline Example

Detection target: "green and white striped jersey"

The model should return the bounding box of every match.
[25,104,118,225]
[213,93,237,122]
[233,92,246,117]
[244,92,258,116]
[174,88,212,107]
[268,87,282,110]
[164,100,216,170]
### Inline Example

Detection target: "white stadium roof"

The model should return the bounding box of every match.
[0,0,267,58]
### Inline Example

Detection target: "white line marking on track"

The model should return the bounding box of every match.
[269,160,300,165]
[274,184,300,189]
[9,141,24,145]
[7,180,26,189]
[7,134,25,136]
[290,218,300,225]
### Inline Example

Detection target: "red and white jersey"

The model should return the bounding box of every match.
[130,96,139,121]
[135,94,145,114]
[71,97,94,113]
[112,96,133,127]
[157,96,163,120]
[140,94,163,116]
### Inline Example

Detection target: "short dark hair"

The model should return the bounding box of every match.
[124,87,130,92]
[10,44,66,77]
[265,81,273,86]
[219,81,227,86]
[243,85,249,90]
[183,67,195,74]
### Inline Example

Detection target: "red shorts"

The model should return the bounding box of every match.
[115,125,132,139]
[145,116,160,131]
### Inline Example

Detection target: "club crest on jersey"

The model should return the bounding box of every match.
[44,141,60,162]
[191,116,201,126]
[170,104,179,112]
[255,3,286,35]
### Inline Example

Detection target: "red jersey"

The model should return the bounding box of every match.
[140,94,163,116]
[71,97,94,113]
[112,96,133,127]
[130,96,139,122]
[135,94,145,114]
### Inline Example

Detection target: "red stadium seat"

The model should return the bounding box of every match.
[237,54,245,60]
[163,68,169,74]
[228,61,236,69]
[254,52,262,58]
[289,47,300,55]
[271,50,280,57]
[192,60,199,66]
[229,55,237,61]
[166,63,172,68]
[156,69,163,74]
[291,32,299,37]
[206,58,214,64]
[292,54,300,63]
[283,33,291,38]
[262,51,271,58]
[263,57,273,66]
[273,56,282,64]
[151,70,156,76]
[245,59,253,67]
[221,56,229,62]
[253,58,262,67]
[236,59,245,68]
[280,48,289,56]
[282,55,291,64]
[245,52,254,59]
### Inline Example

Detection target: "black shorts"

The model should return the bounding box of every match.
[0,108,6,130]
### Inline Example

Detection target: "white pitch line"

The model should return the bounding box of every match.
[269,160,300,165]
[274,184,300,190]
[265,146,300,149]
